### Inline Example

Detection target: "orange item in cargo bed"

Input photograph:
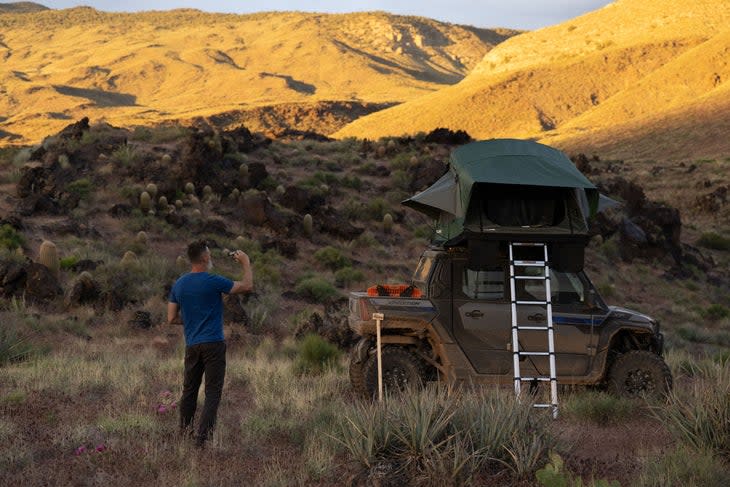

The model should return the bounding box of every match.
[367,284,422,298]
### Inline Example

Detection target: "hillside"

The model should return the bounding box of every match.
[0,2,48,13]
[0,7,518,145]
[335,0,730,161]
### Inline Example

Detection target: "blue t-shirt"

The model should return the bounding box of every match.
[169,272,234,346]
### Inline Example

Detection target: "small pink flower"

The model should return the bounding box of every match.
[74,446,86,456]
[157,404,168,414]
[95,443,107,453]
[169,402,177,409]
[161,390,172,398]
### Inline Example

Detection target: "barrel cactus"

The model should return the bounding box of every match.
[140,191,152,213]
[383,213,394,233]
[145,183,158,198]
[39,240,60,279]
[303,213,313,238]
[184,182,195,194]
[120,250,138,266]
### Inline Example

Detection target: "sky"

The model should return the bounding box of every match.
[36,1,615,30]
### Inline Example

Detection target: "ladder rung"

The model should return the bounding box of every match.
[513,275,548,280]
[518,377,553,382]
[511,243,546,247]
[514,325,551,331]
[533,404,558,409]
[515,351,552,356]
[513,260,547,266]
[514,300,549,305]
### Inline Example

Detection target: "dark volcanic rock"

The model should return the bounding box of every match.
[294,297,356,349]
[408,159,447,192]
[57,117,90,140]
[695,185,728,213]
[66,272,101,307]
[241,191,269,226]
[424,128,472,145]
[280,186,325,214]
[247,162,269,189]
[318,207,364,240]
[24,262,63,303]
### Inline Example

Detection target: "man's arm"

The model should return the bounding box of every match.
[167,302,182,325]
[229,250,253,294]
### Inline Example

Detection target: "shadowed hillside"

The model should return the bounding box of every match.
[0,2,48,14]
[336,0,730,161]
[0,7,518,145]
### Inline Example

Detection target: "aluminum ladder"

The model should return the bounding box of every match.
[508,242,558,418]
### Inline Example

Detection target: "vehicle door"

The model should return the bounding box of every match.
[451,258,512,374]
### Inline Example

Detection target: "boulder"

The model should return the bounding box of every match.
[280,186,324,214]
[24,262,62,303]
[247,162,269,189]
[423,127,472,145]
[294,297,356,349]
[65,273,100,307]
[408,159,447,192]
[317,207,364,240]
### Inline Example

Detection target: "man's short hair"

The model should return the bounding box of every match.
[187,240,209,264]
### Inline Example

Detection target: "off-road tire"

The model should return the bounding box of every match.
[349,354,368,398]
[362,347,426,398]
[607,350,672,397]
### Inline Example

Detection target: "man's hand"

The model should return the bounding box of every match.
[232,250,250,266]
[229,250,254,294]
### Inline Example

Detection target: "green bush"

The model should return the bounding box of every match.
[294,334,340,374]
[537,452,619,487]
[0,224,24,250]
[638,445,730,487]
[340,175,363,190]
[701,304,730,321]
[366,198,389,221]
[314,246,350,271]
[697,232,730,251]
[334,267,365,287]
[66,178,94,200]
[111,145,139,166]
[59,256,79,270]
[295,277,340,302]
[562,392,637,425]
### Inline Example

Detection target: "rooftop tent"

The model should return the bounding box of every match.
[403,139,600,238]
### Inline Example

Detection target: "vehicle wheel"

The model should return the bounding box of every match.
[349,353,368,398]
[607,350,672,397]
[363,347,426,398]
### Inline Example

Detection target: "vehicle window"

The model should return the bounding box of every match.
[463,267,504,300]
[412,255,434,284]
[550,270,585,305]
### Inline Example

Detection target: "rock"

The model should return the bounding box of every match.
[24,262,62,303]
[108,203,133,217]
[318,207,364,240]
[408,158,447,192]
[598,178,646,213]
[259,236,298,259]
[424,127,472,145]
[69,259,103,272]
[247,162,269,188]
[57,117,90,140]
[294,297,356,349]
[0,262,27,297]
[280,186,325,214]
[195,218,234,237]
[571,154,591,174]
[241,191,269,226]
[66,273,100,307]
[695,186,728,213]
[129,310,152,329]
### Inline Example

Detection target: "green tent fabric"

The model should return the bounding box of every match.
[404,139,600,217]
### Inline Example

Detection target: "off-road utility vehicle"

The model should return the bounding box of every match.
[348,243,671,398]
[348,139,672,399]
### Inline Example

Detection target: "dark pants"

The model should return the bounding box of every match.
[180,341,226,444]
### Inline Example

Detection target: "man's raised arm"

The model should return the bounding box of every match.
[229,250,253,294]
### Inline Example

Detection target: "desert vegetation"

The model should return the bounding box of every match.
[0,118,728,485]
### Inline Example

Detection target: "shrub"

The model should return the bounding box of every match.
[656,362,730,457]
[334,267,365,287]
[314,246,350,271]
[536,452,620,487]
[366,198,389,221]
[66,178,93,201]
[59,255,79,270]
[697,232,730,251]
[562,391,637,425]
[295,277,340,302]
[701,304,730,321]
[0,327,36,366]
[294,334,340,374]
[637,445,730,487]
[111,145,139,166]
[0,224,24,250]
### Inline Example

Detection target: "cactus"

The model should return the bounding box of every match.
[189,195,200,207]
[135,231,148,245]
[78,271,94,285]
[383,213,394,233]
[230,188,240,201]
[145,183,158,198]
[275,185,285,196]
[184,182,195,194]
[58,154,70,169]
[234,235,247,249]
[175,199,183,209]
[376,145,386,158]
[176,255,186,268]
[303,213,313,238]
[410,155,419,166]
[140,191,152,213]
[158,196,168,208]
[203,185,213,198]
[386,140,396,152]
[39,240,60,279]
[239,164,249,177]
[192,209,202,218]
[120,250,138,266]
[161,154,172,164]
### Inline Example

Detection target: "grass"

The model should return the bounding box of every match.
[562,391,638,425]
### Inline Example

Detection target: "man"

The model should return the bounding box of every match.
[167,240,253,447]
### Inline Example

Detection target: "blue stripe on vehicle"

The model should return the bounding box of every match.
[553,316,593,325]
